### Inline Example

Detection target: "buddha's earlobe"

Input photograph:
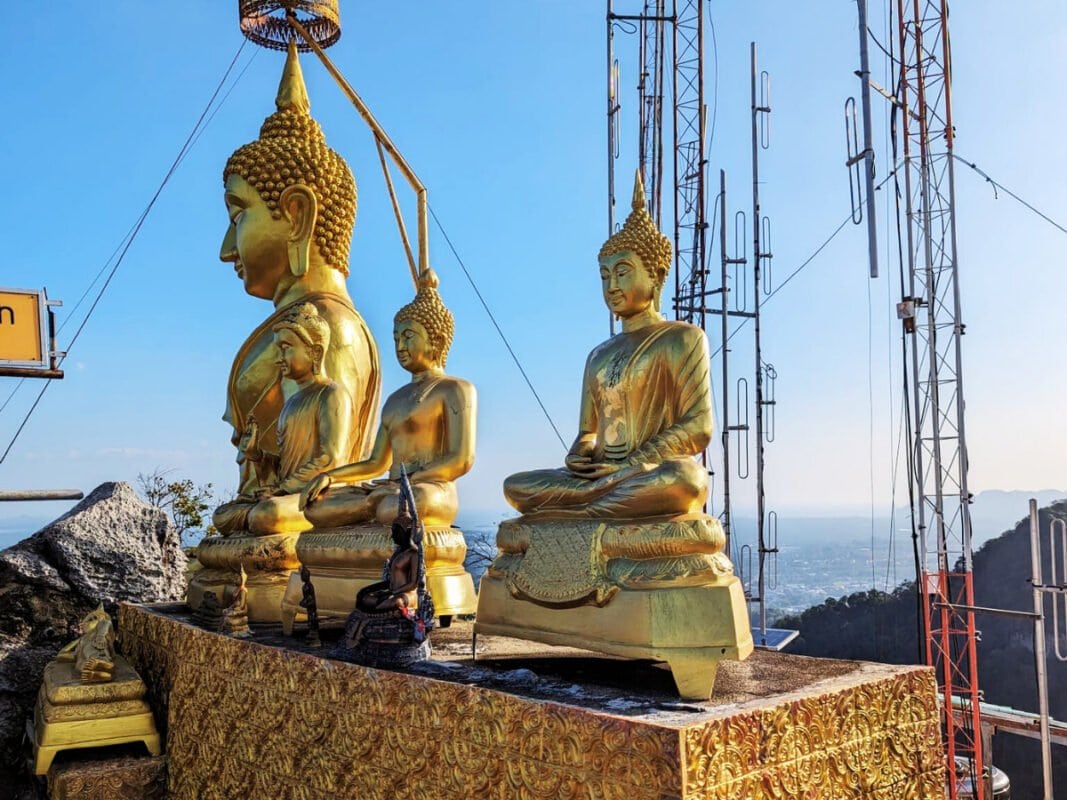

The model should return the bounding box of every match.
[281,184,318,278]
[288,239,310,278]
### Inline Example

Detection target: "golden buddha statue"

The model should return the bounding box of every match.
[55,605,116,683]
[299,268,474,528]
[503,178,710,519]
[476,171,752,700]
[279,270,479,633]
[191,40,380,622]
[31,605,160,775]
[214,302,353,535]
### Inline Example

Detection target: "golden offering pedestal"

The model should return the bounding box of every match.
[118,603,944,799]
[188,532,299,622]
[28,657,161,777]
[476,513,753,699]
[279,524,478,634]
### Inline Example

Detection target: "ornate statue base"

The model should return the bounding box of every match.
[331,608,432,668]
[475,513,753,700]
[118,603,945,799]
[28,656,161,776]
[278,524,477,634]
[187,532,299,623]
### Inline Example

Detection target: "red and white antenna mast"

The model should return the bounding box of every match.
[891,0,984,796]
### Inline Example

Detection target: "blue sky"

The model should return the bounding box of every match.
[1,1,1065,528]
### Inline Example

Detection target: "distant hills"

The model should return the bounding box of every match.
[776,499,1067,798]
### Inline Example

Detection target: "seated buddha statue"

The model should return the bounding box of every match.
[279,269,478,632]
[353,514,420,615]
[214,38,380,529]
[476,171,751,701]
[503,173,710,518]
[192,40,380,621]
[214,302,353,535]
[56,605,115,683]
[336,489,436,668]
[299,268,475,528]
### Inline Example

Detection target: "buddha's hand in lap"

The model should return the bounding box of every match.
[567,458,647,482]
[299,473,333,510]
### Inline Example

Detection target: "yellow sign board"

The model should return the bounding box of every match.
[0,288,47,367]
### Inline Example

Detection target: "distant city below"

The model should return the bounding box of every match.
[3,487,1061,619]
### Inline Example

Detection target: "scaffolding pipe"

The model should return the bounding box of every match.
[1029,500,1054,800]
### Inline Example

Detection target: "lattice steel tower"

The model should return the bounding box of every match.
[890,1,984,796]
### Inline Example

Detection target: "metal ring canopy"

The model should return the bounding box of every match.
[238,0,340,51]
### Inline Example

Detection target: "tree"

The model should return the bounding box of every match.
[136,469,217,546]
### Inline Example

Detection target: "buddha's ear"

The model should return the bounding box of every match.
[280,184,319,277]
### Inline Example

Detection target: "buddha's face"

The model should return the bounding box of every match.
[273,328,318,381]
[600,250,655,318]
[221,174,291,300]
[394,319,437,374]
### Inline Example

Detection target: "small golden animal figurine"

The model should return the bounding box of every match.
[476,170,753,700]
[55,604,115,683]
[31,606,160,775]
[300,268,475,528]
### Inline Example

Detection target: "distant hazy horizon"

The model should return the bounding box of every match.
[3,485,1060,553]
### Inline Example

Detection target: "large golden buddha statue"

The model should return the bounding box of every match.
[279,270,479,633]
[191,41,380,622]
[476,171,752,700]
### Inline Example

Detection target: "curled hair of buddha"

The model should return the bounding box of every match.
[598,169,673,290]
[223,40,357,275]
[395,268,455,368]
[274,303,331,369]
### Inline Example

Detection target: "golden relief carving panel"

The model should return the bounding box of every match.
[119,605,944,799]
[47,755,166,800]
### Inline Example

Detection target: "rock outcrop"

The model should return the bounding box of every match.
[0,481,186,784]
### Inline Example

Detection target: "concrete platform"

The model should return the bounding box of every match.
[119,602,945,799]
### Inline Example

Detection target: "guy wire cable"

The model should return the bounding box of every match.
[0,40,250,467]
[427,203,568,451]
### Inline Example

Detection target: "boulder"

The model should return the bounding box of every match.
[0,481,186,782]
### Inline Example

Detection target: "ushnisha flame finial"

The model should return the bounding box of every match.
[276,38,311,114]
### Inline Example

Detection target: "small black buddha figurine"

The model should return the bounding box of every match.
[299,564,322,647]
[336,469,435,667]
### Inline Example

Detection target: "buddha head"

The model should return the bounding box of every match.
[272,302,331,380]
[79,604,111,636]
[393,268,455,373]
[598,170,673,317]
[391,512,415,549]
[221,40,357,300]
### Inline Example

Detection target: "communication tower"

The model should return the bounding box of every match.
[852,1,984,795]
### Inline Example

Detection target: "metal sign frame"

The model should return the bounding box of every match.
[0,287,63,379]
[0,287,49,369]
